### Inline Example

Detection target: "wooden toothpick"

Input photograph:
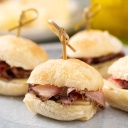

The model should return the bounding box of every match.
[9,8,38,37]
[74,3,102,31]
[48,19,76,60]
[84,3,102,30]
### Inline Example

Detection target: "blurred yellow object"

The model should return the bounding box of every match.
[91,0,128,43]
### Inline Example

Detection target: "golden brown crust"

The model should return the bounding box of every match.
[103,79,128,112]
[67,30,123,58]
[108,56,128,80]
[23,93,97,121]
[0,35,49,69]
[27,59,103,91]
[0,78,28,96]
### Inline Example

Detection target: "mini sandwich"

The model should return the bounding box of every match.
[67,30,125,78]
[103,56,128,112]
[24,59,105,121]
[0,35,48,96]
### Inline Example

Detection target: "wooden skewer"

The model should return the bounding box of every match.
[48,19,59,37]
[67,44,76,52]
[74,3,101,31]
[48,20,76,60]
[9,8,38,37]
[59,27,67,60]
[84,3,102,30]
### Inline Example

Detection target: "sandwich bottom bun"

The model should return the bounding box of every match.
[0,78,28,96]
[92,58,118,79]
[23,93,97,121]
[103,79,128,112]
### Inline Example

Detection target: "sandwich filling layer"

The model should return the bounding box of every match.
[67,51,124,64]
[109,77,128,89]
[0,61,31,79]
[28,84,105,108]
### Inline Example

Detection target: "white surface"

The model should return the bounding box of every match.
[0,96,128,128]
[0,43,128,128]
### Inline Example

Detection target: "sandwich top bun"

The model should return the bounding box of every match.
[108,56,128,80]
[67,30,123,58]
[0,35,48,69]
[27,59,103,91]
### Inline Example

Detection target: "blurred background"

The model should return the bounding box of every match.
[0,0,128,44]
